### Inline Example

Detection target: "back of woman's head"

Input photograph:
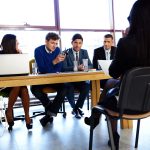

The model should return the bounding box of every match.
[129,0,150,34]
[128,0,150,65]
[1,34,17,54]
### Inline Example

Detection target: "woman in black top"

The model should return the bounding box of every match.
[85,0,150,149]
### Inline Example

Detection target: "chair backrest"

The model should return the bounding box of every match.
[118,67,150,113]
[29,59,35,74]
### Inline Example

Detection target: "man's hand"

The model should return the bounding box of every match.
[78,64,84,71]
[52,54,66,65]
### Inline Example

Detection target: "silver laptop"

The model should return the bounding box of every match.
[98,60,112,75]
[0,53,29,76]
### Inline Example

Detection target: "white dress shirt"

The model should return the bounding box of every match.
[105,49,111,60]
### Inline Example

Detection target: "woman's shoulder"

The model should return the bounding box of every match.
[118,36,136,44]
[117,36,136,49]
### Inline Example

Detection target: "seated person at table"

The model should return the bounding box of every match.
[85,1,150,149]
[30,32,67,126]
[62,33,92,119]
[93,34,116,88]
[0,34,32,130]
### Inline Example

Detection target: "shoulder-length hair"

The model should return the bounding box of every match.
[1,34,18,54]
[128,0,150,65]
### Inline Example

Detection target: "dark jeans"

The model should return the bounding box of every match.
[30,83,67,114]
[65,81,90,109]
[100,79,108,89]
[98,78,120,111]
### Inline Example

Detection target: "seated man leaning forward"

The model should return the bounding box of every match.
[62,33,93,119]
[31,32,67,127]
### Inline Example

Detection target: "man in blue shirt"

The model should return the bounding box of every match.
[31,32,67,127]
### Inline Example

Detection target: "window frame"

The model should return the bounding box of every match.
[0,0,58,31]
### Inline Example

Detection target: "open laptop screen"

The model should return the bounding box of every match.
[0,53,29,77]
[98,60,112,75]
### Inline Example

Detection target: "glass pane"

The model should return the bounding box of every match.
[115,32,123,44]
[0,30,123,65]
[59,0,112,29]
[61,31,115,61]
[0,31,58,59]
[114,0,136,30]
[0,0,55,26]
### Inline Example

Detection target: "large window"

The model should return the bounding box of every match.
[59,0,112,29]
[0,0,55,26]
[114,0,136,30]
[0,30,58,59]
[0,0,137,60]
[61,31,112,61]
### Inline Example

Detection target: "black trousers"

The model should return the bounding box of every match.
[31,83,67,114]
[65,81,90,109]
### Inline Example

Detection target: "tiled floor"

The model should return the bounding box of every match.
[0,104,150,150]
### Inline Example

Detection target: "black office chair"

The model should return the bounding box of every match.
[89,67,150,150]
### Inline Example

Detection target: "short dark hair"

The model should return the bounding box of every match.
[72,33,83,42]
[104,34,113,40]
[45,32,60,41]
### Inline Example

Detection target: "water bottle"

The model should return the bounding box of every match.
[32,62,38,74]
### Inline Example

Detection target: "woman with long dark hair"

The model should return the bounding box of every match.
[85,0,150,149]
[0,34,32,130]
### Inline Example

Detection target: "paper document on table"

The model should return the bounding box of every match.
[98,60,112,75]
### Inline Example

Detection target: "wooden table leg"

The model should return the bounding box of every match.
[91,80,100,107]
[91,80,97,107]
[96,80,100,102]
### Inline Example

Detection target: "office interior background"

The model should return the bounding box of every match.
[0,0,136,61]
[2,1,150,150]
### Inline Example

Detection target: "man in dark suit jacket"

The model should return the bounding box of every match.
[93,34,116,88]
[62,33,92,119]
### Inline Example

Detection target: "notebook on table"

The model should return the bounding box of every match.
[97,60,112,75]
[0,53,30,77]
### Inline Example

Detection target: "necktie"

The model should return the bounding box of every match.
[106,51,109,60]
[76,52,79,64]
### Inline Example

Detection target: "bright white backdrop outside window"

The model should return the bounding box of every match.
[0,0,55,26]
[61,31,113,61]
[59,0,112,29]
[0,0,137,62]
[0,31,58,59]
[114,0,136,30]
